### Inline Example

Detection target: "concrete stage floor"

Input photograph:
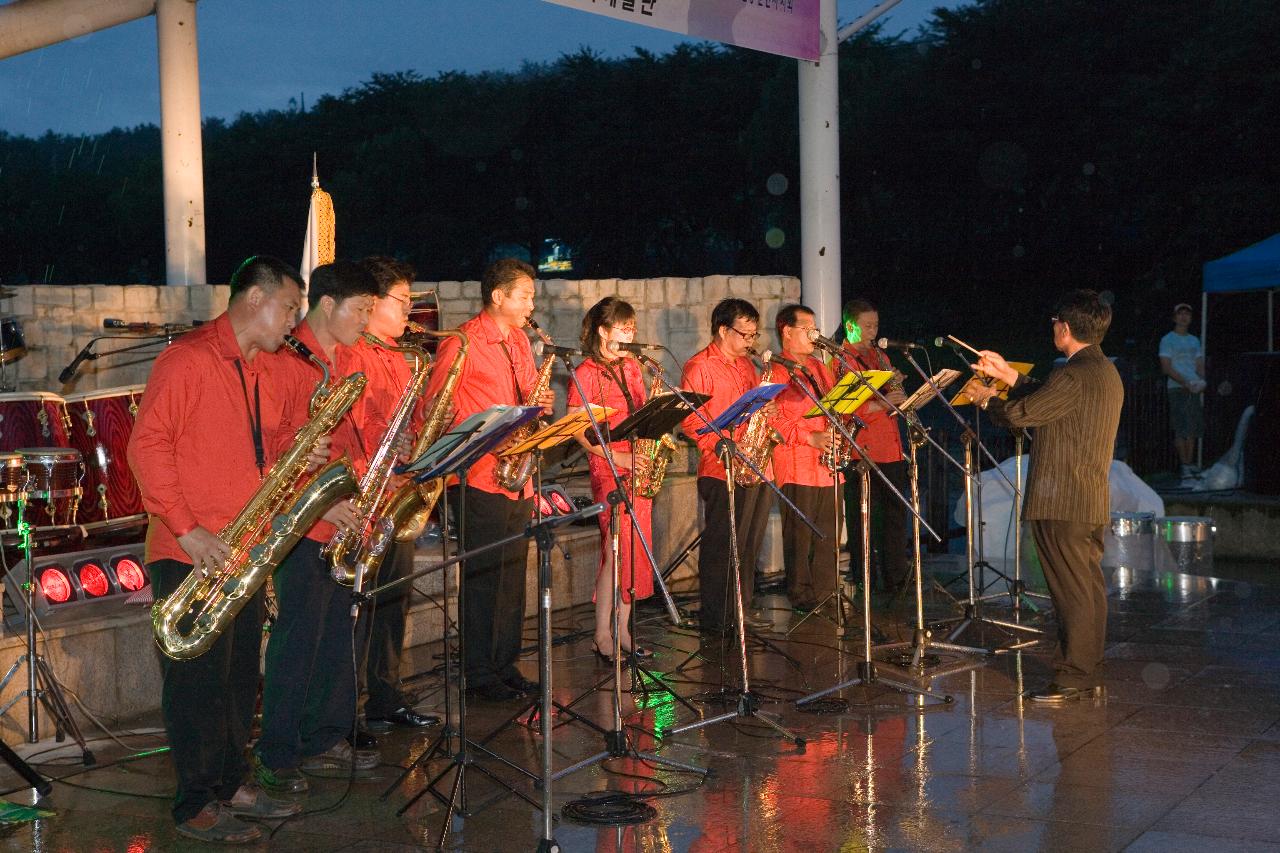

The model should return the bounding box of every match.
[2,561,1279,852]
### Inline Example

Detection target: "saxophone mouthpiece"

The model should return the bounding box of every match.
[283,334,315,360]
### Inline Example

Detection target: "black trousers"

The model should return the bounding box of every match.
[1031,520,1107,688]
[361,538,414,717]
[844,460,909,591]
[697,476,773,631]
[459,486,532,688]
[152,559,264,824]
[781,483,838,608]
[257,538,357,770]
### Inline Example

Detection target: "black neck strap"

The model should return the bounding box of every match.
[234,360,265,478]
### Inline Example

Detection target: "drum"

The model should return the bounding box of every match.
[0,392,69,451]
[1102,511,1156,572]
[1157,516,1216,575]
[16,447,83,526]
[0,316,27,365]
[61,385,146,523]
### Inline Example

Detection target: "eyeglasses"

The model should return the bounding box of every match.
[728,326,760,343]
[610,324,637,334]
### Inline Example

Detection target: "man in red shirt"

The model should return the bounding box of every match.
[681,298,775,634]
[128,256,312,843]
[252,261,375,793]
[839,299,910,595]
[348,255,439,731]
[768,305,841,612]
[422,258,554,701]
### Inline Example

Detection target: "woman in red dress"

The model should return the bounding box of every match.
[566,297,655,661]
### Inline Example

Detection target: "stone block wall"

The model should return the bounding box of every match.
[5,275,800,394]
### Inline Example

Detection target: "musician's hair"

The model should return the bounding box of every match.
[710,298,759,338]
[1053,289,1112,344]
[775,303,815,343]
[361,255,416,297]
[306,260,380,310]
[228,255,302,301]
[580,296,636,360]
[481,257,536,306]
[840,298,877,342]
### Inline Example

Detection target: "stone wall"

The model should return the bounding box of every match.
[5,275,801,395]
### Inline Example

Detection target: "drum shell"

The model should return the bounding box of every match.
[1102,511,1156,572]
[0,392,69,451]
[61,386,146,523]
[1157,515,1216,575]
[16,447,83,527]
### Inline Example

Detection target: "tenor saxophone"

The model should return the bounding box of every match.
[733,349,784,488]
[371,328,469,548]
[494,318,556,492]
[325,334,432,586]
[152,337,365,660]
[631,356,677,499]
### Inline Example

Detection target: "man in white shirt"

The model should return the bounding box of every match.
[1158,303,1205,479]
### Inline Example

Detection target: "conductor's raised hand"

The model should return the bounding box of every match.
[974,350,1018,387]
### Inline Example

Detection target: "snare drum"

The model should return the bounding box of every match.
[0,392,69,452]
[0,316,27,365]
[17,447,83,526]
[61,385,146,523]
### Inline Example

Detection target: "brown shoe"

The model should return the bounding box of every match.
[176,802,262,844]
[224,783,303,820]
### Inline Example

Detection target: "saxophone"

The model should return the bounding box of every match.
[493,318,556,492]
[152,337,365,660]
[324,334,431,586]
[363,329,468,563]
[733,349,784,488]
[631,355,677,499]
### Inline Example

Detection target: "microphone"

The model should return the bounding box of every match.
[876,337,924,351]
[538,342,585,358]
[611,341,664,353]
[768,352,801,371]
[806,328,844,352]
[59,342,96,384]
[104,318,164,332]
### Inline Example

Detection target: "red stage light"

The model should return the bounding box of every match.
[38,567,73,604]
[114,558,147,592]
[549,491,574,514]
[536,495,553,517]
[78,563,110,598]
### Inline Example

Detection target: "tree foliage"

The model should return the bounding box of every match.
[1,0,1276,365]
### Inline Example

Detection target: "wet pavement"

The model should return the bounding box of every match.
[2,561,1279,852]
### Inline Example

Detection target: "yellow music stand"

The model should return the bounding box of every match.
[498,404,615,456]
[802,370,893,418]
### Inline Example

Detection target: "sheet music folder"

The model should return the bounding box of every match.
[397,405,541,482]
[499,405,615,456]
[802,370,892,418]
[696,383,786,435]
[601,391,712,444]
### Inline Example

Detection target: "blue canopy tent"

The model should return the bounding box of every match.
[1202,233,1280,353]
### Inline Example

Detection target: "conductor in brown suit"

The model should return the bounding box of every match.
[964,290,1124,703]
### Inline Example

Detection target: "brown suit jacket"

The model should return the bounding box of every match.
[987,345,1123,525]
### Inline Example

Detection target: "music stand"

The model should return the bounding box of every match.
[381,405,546,848]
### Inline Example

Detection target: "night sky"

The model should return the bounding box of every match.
[0,0,956,138]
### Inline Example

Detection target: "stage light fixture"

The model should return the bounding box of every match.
[3,543,148,627]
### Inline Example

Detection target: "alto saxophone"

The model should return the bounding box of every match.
[631,355,677,499]
[364,329,468,561]
[152,337,365,660]
[325,334,432,586]
[494,318,556,492]
[733,349,784,488]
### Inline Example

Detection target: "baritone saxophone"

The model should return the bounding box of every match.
[152,337,365,660]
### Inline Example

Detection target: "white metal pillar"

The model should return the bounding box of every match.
[156,0,206,285]
[798,0,841,332]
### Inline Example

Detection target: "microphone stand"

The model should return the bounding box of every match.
[645,353,816,747]
[778,356,951,708]
[898,347,1043,652]
[535,352,707,787]
[57,328,195,384]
